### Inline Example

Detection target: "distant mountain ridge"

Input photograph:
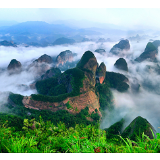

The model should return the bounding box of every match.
[0,21,75,35]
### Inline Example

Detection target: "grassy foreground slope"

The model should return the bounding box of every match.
[0,117,160,153]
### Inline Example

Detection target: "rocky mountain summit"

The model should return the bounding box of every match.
[114,58,128,71]
[104,115,156,141]
[28,54,53,78]
[135,42,158,62]
[110,39,130,55]
[53,50,78,71]
[56,50,76,66]
[7,59,22,74]
[34,54,53,64]
[121,116,156,140]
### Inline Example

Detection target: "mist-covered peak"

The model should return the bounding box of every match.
[110,39,130,55]
[144,42,157,52]
[35,54,53,64]
[56,50,75,66]
[135,42,158,62]
[114,58,128,72]
[7,59,21,70]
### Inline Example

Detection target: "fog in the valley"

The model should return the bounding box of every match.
[1,34,160,132]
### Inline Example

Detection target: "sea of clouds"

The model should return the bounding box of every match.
[0,37,160,132]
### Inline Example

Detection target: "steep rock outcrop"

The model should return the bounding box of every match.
[121,116,156,140]
[110,39,130,55]
[7,59,22,74]
[114,58,128,71]
[135,42,158,62]
[56,50,76,66]
[77,51,98,86]
[96,62,106,84]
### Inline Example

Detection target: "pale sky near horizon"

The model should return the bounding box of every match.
[0,7,160,29]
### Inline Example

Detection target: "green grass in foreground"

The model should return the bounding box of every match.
[0,117,160,153]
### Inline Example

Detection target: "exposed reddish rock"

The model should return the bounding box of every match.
[23,70,101,117]
[96,62,106,84]
[22,90,101,116]
[99,76,105,84]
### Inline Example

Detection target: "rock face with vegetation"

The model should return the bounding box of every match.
[135,42,158,62]
[7,59,22,74]
[121,116,156,141]
[114,58,128,71]
[22,51,102,118]
[110,39,130,55]
[77,51,98,86]
[56,50,76,66]
[34,54,53,64]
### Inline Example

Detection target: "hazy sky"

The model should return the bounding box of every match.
[0,7,160,29]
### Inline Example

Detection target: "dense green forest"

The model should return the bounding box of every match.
[105,71,129,92]
[32,67,85,102]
